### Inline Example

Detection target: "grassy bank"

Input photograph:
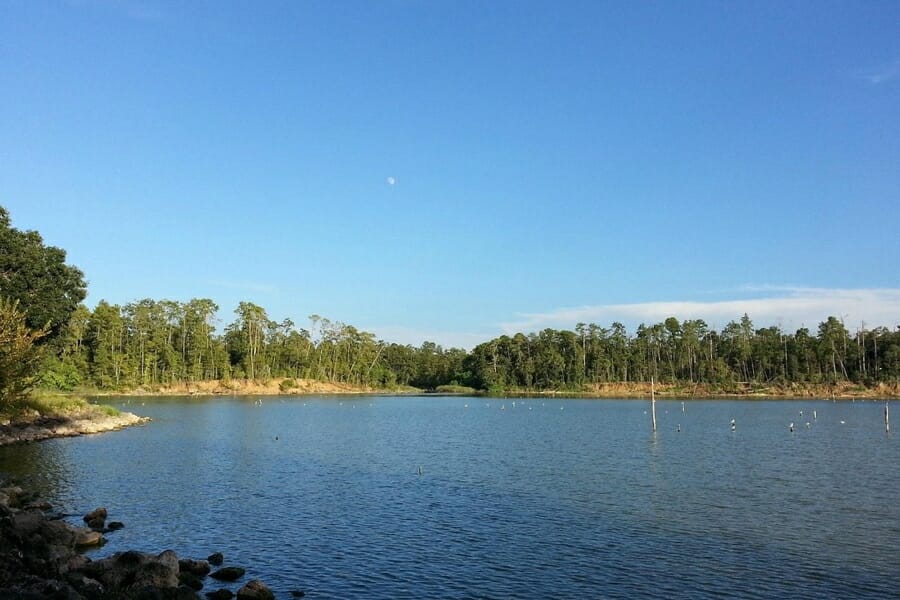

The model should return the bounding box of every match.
[1,392,120,422]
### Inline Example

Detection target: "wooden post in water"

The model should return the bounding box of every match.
[651,377,657,433]
[886,402,890,433]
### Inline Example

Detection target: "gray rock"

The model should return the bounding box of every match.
[206,590,234,600]
[107,521,125,531]
[74,529,105,547]
[11,510,45,537]
[237,579,274,600]
[210,567,245,582]
[207,553,224,566]
[82,507,107,524]
[65,554,90,574]
[179,558,211,577]
[156,550,180,573]
[180,571,205,590]
[88,549,180,591]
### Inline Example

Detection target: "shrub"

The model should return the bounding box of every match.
[0,298,48,410]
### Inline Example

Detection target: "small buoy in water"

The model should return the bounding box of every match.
[730,419,736,432]
[840,420,845,424]
[813,410,817,420]
[681,401,685,413]
[417,465,424,476]
[676,424,681,432]
[464,404,468,408]
[275,435,279,441]
[805,422,811,429]
[789,422,794,432]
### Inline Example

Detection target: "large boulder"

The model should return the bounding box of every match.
[86,549,180,592]
[237,579,274,600]
[10,510,45,537]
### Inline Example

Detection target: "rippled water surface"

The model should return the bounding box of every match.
[2,396,898,599]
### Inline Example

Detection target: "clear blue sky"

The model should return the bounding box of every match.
[2,1,898,347]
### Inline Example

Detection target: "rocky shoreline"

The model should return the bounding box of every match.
[0,483,297,599]
[0,410,149,447]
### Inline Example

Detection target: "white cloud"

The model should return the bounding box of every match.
[501,287,900,334]
[858,59,900,84]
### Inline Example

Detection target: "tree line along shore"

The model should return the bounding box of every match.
[2,203,900,421]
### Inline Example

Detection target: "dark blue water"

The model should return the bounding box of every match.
[1,396,898,599]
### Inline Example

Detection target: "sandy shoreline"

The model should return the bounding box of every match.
[92,377,389,397]
[76,377,900,401]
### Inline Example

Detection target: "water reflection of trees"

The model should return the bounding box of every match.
[0,440,74,508]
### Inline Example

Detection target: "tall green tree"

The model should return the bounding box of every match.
[0,206,86,343]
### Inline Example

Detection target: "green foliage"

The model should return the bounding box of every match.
[434,384,477,394]
[98,404,120,417]
[0,206,86,344]
[0,298,48,409]
[20,392,88,415]
[464,315,900,391]
[279,378,297,392]
[38,356,83,391]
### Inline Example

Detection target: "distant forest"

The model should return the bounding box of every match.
[2,204,900,400]
[41,302,900,393]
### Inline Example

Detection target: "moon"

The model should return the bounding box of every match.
[386,177,396,186]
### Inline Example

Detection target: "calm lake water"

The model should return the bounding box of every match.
[1,396,898,599]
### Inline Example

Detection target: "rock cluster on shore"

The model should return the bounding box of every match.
[0,483,287,599]
[0,411,150,447]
